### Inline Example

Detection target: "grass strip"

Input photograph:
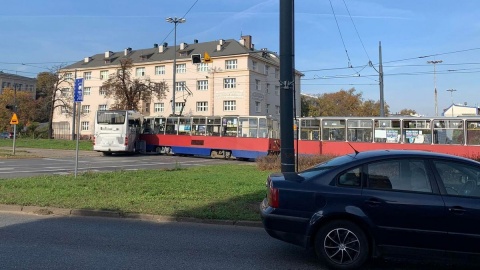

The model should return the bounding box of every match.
[0,164,271,221]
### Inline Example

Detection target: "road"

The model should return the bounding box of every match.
[0,212,474,270]
[0,150,246,179]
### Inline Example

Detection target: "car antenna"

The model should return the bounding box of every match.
[347,142,360,155]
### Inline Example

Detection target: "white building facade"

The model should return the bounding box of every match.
[54,35,302,138]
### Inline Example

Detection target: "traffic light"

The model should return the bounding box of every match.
[191,54,202,64]
[5,104,16,111]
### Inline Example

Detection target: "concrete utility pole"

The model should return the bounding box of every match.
[279,0,295,172]
[427,60,443,116]
[379,41,385,117]
[166,17,186,116]
[446,88,457,116]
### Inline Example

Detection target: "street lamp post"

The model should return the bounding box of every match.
[166,17,186,116]
[447,88,457,117]
[427,60,443,116]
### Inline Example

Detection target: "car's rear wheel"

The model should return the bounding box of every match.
[315,220,369,270]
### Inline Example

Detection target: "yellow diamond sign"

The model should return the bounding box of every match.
[10,113,18,125]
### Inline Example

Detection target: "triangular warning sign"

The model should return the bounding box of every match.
[204,52,212,63]
[10,113,18,125]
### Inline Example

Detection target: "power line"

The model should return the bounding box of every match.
[328,0,352,68]
[342,0,371,62]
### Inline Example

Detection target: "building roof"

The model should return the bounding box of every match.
[64,37,280,70]
[0,71,36,81]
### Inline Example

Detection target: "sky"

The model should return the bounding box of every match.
[0,0,479,116]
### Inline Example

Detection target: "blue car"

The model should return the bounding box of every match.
[261,150,480,269]
[0,132,13,139]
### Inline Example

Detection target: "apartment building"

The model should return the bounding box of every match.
[0,71,36,96]
[54,35,302,137]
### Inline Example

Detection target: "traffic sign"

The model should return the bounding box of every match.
[74,78,84,102]
[204,52,212,63]
[10,113,18,125]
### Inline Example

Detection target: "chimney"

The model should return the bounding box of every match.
[180,42,187,50]
[84,57,92,63]
[219,39,225,45]
[217,44,222,51]
[153,43,158,48]
[104,51,113,58]
[194,39,198,44]
[124,47,132,56]
[159,43,168,53]
[240,35,252,50]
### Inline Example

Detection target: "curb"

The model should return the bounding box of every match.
[0,204,263,228]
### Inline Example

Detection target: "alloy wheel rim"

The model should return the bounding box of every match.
[324,227,361,265]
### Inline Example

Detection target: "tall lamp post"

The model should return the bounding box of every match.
[446,88,457,117]
[427,60,443,116]
[166,17,186,116]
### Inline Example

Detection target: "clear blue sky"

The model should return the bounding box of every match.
[1,0,479,116]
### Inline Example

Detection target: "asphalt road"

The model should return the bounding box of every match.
[0,212,476,270]
[0,149,246,179]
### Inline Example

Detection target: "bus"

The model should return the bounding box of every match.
[93,110,143,156]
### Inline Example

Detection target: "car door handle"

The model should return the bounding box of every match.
[448,206,466,214]
[365,198,382,207]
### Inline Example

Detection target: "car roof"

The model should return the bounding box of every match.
[346,149,478,163]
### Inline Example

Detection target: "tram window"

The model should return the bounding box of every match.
[433,120,464,145]
[467,121,480,145]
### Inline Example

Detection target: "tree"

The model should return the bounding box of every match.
[36,66,73,139]
[0,88,37,131]
[399,108,417,116]
[301,88,390,117]
[101,58,168,111]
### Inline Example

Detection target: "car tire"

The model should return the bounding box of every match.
[315,220,369,270]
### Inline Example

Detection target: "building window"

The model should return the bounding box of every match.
[154,103,164,112]
[60,106,68,114]
[155,65,165,75]
[197,63,209,72]
[100,70,109,80]
[275,85,280,96]
[276,105,280,115]
[266,104,270,114]
[255,101,261,112]
[98,104,107,111]
[61,88,69,97]
[99,87,107,95]
[83,72,92,80]
[65,73,73,81]
[84,87,91,96]
[82,105,90,113]
[175,102,185,113]
[224,78,236,89]
[136,67,145,77]
[264,65,269,75]
[175,81,186,92]
[145,103,150,113]
[196,102,208,112]
[252,61,257,71]
[197,80,208,90]
[81,121,89,131]
[176,64,186,73]
[255,80,261,91]
[275,68,279,79]
[225,59,237,70]
[224,100,236,111]
[266,83,270,93]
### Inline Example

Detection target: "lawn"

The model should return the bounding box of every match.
[0,164,271,221]
[0,138,93,151]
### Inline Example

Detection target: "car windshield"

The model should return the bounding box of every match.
[298,154,355,180]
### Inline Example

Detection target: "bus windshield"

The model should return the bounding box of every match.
[97,111,126,125]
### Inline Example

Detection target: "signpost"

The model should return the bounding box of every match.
[74,78,84,177]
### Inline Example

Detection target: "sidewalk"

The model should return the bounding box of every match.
[0,204,262,228]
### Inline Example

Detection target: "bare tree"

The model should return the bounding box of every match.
[101,58,168,110]
[36,65,73,139]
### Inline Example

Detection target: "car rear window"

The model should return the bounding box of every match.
[299,155,355,180]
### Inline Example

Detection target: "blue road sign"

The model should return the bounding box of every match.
[74,78,84,102]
